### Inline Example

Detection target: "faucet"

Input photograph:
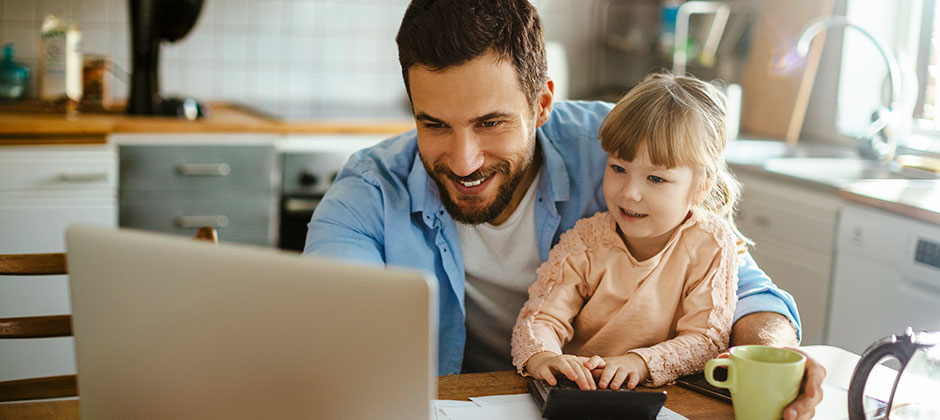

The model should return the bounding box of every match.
[672,1,730,76]
[797,16,910,162]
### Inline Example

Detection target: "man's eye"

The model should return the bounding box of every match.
[423,122,446,129]
[610,164,626,174]
[648,175,667,183]
[480,120,502,128]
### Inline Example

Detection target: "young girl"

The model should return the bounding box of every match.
[511,73,741,390]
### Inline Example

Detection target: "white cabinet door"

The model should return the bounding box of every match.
[734,172,841,345]
[0,145,117,381]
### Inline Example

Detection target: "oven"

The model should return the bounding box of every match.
[277,135,387,251]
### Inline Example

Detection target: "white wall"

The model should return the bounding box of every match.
[0,0,598,106]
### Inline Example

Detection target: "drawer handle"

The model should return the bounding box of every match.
[57,171,110,183]
[176,163,231,177]
[175,215,230,229]
[284,198,321,213]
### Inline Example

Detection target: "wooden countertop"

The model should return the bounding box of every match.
[0,102,415,144]
[838,180,940,226]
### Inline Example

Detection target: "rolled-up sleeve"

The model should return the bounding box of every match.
[733,251,802,341]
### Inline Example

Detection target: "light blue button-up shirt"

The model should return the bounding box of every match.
[304,100,801,375]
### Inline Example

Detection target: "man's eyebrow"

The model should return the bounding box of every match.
[414,112,446,124]
[472,112,513,123]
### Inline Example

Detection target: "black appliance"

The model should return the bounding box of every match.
[127,0,209,119]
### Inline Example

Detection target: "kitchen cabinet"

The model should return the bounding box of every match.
[0,145,117,381]
[734,172,842,345]
[113,134,279,246]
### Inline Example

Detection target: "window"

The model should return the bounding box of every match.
[839,0,940,153]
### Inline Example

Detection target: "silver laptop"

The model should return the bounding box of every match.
[65,225,437,420]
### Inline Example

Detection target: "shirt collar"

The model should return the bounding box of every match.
[536,127,571,203]
[407,151,444,225]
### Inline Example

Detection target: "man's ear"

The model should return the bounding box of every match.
[535,79,555,128]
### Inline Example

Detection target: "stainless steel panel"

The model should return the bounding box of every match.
[119,144,277,191]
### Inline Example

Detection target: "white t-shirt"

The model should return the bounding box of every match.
[457,172,543,372]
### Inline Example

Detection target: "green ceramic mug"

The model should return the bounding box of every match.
[704,345,806,420]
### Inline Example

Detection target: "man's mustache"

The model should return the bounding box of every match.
[433,162,512,183]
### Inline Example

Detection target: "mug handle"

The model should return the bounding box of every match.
[705,358,734,389]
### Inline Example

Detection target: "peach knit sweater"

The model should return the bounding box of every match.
[510,210,738,386]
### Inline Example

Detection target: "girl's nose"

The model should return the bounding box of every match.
[447,129,485,177]
[621,179,642,201]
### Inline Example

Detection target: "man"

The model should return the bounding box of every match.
[304,1,823,418]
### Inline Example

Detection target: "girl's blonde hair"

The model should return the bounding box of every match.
[598,73,744,240]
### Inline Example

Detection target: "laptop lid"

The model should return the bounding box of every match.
[66,225,437,420]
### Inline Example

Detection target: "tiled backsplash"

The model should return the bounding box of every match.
[0,0,595,107]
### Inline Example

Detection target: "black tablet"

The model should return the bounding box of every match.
[527,377,667,420]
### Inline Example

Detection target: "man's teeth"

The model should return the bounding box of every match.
[459,178,484,187]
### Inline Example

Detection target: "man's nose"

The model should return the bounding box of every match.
[447,129,485,177]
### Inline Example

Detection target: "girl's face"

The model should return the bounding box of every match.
[603,143,702,259]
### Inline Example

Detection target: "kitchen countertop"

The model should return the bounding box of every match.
[838,180,940,225]
[726,139,940,226]
[0,101,415,144]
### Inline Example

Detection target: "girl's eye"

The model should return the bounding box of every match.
[610,164,626,174]
[648,175,667,183]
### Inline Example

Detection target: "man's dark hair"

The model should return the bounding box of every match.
[396,0,547,107]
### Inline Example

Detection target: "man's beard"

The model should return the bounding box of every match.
[421,139,536,225]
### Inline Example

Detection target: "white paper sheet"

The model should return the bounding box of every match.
[438,393,687,420]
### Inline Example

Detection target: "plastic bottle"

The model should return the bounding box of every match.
[39,15,82,112]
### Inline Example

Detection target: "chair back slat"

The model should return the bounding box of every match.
[0,315,73,338]
[0,375,77,402]
[0,254,67,275]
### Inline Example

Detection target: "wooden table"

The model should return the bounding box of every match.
[0,371,731,419]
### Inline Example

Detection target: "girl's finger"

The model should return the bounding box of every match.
[538,366,557,385]
[584,355,605,370]
[598,365,617,389]
[626,371,640,389]
[610,367,630,390]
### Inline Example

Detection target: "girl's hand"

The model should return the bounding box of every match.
[592,353,650,390]
[524,351,596,390]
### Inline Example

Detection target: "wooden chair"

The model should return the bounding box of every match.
[0,227,219,403]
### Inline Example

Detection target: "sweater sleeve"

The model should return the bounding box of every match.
[629,217,739,387]
[511,226,594,375]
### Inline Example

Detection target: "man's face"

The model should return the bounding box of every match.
[409,50,551,225]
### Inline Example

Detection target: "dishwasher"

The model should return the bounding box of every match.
[827,203,940,354]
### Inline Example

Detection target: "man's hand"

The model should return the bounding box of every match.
[731,312,824,420]
[583,354,649,390]
[783,348,826,420]
[524,351,596,390]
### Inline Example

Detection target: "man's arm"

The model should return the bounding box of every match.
[733,251,802,342]
[730,311,798,347]
[303,175,386,265]
[732,253,823,420]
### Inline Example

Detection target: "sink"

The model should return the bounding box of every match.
[763,158,940,183]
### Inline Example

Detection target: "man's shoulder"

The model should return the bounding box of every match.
[342,130,419,182]
[543,100,614,136]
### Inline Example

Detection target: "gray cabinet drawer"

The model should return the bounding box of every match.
[120,190,277,246]
[119,145,277,191]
